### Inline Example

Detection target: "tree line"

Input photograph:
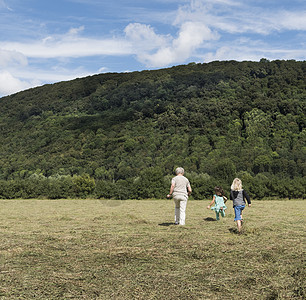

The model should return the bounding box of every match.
[0,171,304,200]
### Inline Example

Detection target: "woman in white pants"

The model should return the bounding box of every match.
[167,167,192,225]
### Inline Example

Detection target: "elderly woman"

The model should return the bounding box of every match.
[167,167,192,225]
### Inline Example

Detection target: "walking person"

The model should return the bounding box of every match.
[167,167,192,225]
[230,178,251,233]
[207,186,227,220]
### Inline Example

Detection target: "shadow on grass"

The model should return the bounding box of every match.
[229,228,247,235]
[229,228,239,234]
[203,217,217,222]
[158,222,176,226]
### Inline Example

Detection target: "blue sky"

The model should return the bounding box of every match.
[0,0,305,97]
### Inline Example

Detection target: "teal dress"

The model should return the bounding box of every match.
[210,194,227,220]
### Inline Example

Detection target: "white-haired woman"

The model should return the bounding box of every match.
[230,178,251,233]
[167,167,192,225]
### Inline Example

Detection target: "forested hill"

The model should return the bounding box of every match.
[0,59,305,199]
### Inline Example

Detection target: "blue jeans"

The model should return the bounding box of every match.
[234,205,245,221]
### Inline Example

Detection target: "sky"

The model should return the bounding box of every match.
[0,0,305,97]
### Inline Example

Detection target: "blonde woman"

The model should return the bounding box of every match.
[230,178,251,233]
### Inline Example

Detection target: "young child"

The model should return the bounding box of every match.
[230,178,251,233]
[207,186,227,220]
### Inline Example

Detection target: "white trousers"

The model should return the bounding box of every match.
[173,195,188,225]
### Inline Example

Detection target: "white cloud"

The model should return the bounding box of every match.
[7,60,94,84]
[174,0,306,35]
[204,46,262,62]
[203,45,306,63]
[0,71,38,96]
[0,0,12,11]
[0,66,95,97]
[98,67,108,73]
[1,38,132,59]
[124,23,169,51]
[276,11,306,31]
[130,21,218,67]
[0,26,131,96]
[1,26,133,59]
[174,0,242,28]
[68,26,85,36]
[0,49,28,67]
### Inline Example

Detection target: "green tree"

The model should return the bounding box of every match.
[72,174,96,197]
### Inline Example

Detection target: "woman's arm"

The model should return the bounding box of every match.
[167,183,175,198]
[187,185,192,196]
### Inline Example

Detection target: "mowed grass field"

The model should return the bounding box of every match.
[0,199,305,299]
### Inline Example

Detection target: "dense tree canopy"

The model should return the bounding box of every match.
[0,59,305,199]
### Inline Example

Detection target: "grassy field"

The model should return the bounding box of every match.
[0,199,305,299]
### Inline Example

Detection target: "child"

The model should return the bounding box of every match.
[207,186,227,220]
[230,178,251,233]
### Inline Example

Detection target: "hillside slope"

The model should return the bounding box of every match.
[0,59,305,199]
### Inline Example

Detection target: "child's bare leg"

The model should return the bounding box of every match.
[237,220,242,232]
